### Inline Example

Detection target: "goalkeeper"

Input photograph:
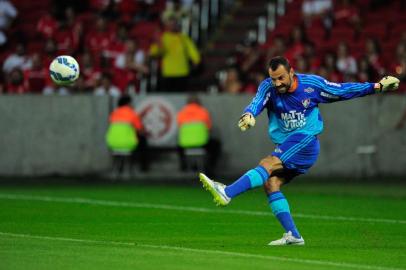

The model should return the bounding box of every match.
[199,56,400,246]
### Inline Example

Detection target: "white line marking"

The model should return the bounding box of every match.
[0,193,405,224]
[0,232,403,270]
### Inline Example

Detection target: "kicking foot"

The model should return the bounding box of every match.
[199,173,231,206]
[268,231,305,246]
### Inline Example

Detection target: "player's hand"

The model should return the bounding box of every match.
[377,76,400,92]
[238,113,255,131]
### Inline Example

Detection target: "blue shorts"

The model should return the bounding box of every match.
[271,133,320,182]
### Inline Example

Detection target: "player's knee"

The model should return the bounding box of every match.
[259,156,283,174]
[264,176,284,193]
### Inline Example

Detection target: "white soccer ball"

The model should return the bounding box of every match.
[49,55,80,86]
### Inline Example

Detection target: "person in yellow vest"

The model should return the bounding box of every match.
[106,94,149,172]
[149,16,201,92]
[177,95,221,172]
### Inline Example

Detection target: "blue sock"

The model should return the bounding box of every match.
[268,191,301,238]
[224,166,269,198]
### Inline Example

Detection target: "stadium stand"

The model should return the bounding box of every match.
[210,0,406,93]
[0,0,405,94]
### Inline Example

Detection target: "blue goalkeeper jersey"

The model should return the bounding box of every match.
[244,73,375,144]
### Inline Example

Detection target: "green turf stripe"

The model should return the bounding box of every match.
[0,194,405,225]
[0,232,403,270]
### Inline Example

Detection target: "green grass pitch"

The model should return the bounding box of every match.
[0,180,405,270]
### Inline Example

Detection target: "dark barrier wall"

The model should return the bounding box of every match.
[0,94,405,177]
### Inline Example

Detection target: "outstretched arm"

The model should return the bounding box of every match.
[315,76,400,103]
[238,80,271,131]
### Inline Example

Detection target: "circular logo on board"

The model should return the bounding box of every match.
[137,97,177,145]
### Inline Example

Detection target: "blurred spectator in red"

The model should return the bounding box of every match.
[23,53,50,94]
[336,42,357,81]
[37,9,58,39]
[43,39,58,68]
[114,39,149,75]
[54,21,76,55]
[220,67,243,94]
[389,42,406,76]
[389,43,406,85]
[6,68,27,94]
[86,17,114,62]
[392,56,406,92]
[236,40,263,75]
[364,37,385,80]
[357,56,377,82]
[94,72,121,97]
[243,71,266,94]
[264,35,286,65]
[334,0,361,34]
[117,0,139,24]
[397,56,406,82]
[302,0,333,36]
[80,51,102,90]
[2,43,32,75]
[295,56,310,73]
[65,6,83,49]
[113,39,149,92]
[319,52,343,82]
[302,41,320,72]
[104,23,129,60]
[285,25,307,63]
[112,68,137,93]
[0,0,17,46]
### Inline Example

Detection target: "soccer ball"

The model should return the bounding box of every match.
[49,55,80,86]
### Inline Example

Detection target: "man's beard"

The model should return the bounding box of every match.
[276,85,289,93]
[276,76,292,93]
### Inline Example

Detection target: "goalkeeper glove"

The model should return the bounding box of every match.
[238,113,255,131]
[377,76,400,92]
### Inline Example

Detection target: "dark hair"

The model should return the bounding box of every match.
[269,56,291,72]
[118,94,132,107]
[187,95,200,105]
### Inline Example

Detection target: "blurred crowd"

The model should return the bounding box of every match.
[0,0,196,95]
[219,0,406,94]
[0,0,405,95]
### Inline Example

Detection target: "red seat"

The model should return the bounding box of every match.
[130,21,160,40]
[27,41,45,54]
[330,28,355,42]
[362,24,388,39]
[306,26,326,43]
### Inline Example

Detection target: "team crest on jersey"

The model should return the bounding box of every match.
[304,87,314,93]
[274,147,283,153]
[302,98,311,108]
